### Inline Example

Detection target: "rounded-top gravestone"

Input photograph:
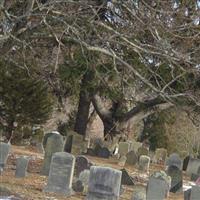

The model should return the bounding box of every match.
[15,156,30,178]
[126,150,138,166]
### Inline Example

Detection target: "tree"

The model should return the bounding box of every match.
[0,61,54,142]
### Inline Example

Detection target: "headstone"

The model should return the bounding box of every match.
[72,180,84,192]
[118,156,127,167]
[75,156,92,177]
[186,158,200,176]
[153,148,167,164]
[86,166,122,200]
[126,150,138,166]
[97,147,110,158]
[130,141,142,153]
[42,131,60,149]
[64,131,84,155]
[15,156,30,178]
[0,142,10,171]
[44,152,75,195]
[183,155,191,171]
[138,155,150,172]
[166,153,182,170]
[184,188,191,200]
[131,185,146,200]
[146,171,171,200]
[118,142,131,156]
[93,143,102,156]
[41,133,64,176]
[190,185,200,200]
[166,165,182,193]
[120,168,135,185]
[137,146,149,159]
[79,169,90,185]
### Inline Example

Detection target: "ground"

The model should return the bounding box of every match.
[1,145,187,200]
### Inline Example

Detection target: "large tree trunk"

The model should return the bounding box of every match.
[74,71,95,136]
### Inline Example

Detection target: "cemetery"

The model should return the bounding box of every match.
[1,1,200,200]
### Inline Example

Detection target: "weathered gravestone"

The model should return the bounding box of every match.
[130,141,142,153]
[86,166,122,200]
[120,168,135,185]
[126,150,138,166]
[44,152,75,195]
[166,165,182,193]
[186,158,200,176]
[118,156,127,167]
[190,185,200,200]
[75,155,93,177]
[118,142,131,156]
[15,156,30,178]
[0,142,10,172]
[166,153,182,170]
[79,169,90,194]
[131,185,146,200]
[138,155,150,172]
[153,148,167,164]
[183,155,192,171]
[137,147,149,159]
[64,131,84,155]
[97,147,110,159]
[42,131,60,149]
[146,171,171,200]
[184,188,191,200]
[41,133,64,176]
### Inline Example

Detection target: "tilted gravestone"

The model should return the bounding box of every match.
[183,155,192,171]
[75,155,93,177]
[118,142,131,156]
[0,142,10,171]
[137,147,149,159]
[41,133,64,176]
[126,150,138,166]
[153,148,167,164]
[166,153,182,170]
[166,165,182,193]
[86,166,122,200]
[146,171,171,200]
[186,158,200,176]
[15,156,30,178]
[138,155,150,172]
[44,152,75,195]
[120,168,135,186]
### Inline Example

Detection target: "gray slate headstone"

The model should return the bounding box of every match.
[15,156,30,178]
[186,158,200,176]
[86,166,122,200]
[44,152,75,195]
[184,188,191,200]
[41,133,64,176]
[166,153,182,170]
[166,165,182,193]
[120,168,135,185]
[126,150,138,166]
[97,147,110,158]
[146,171,171,200]
[0,142,10,171]
[75,156,92,177]
[138,155,150,172]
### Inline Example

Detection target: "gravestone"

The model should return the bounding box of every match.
[75,156,92,177]
[184,188,191,200]
[126,150,138,166]
[72,180,84,192]
[190,185,200,200]
[153,148,167,164]
[79,169,90,185]
[186,158,200,176]
[166,153,182,170]
[15,156,30,178]
[42,131,60,149]
[146,171,171,200]
[138,155,150,172]
[120,168,135,185]
[118,142,131,156]
[44,152,75,195]
[0,142,10,171]
[41,133,64,176]
[137,147,149,159]
[86,166,122,200]
[131,185,146,200]
[64,131,84,155]
[183,155,191,171]
[166,165,182,193]
[118,156,127,167]
[97,147,110,158]
[130,141,142,153]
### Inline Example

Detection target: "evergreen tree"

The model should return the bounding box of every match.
[0,61,54,142]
